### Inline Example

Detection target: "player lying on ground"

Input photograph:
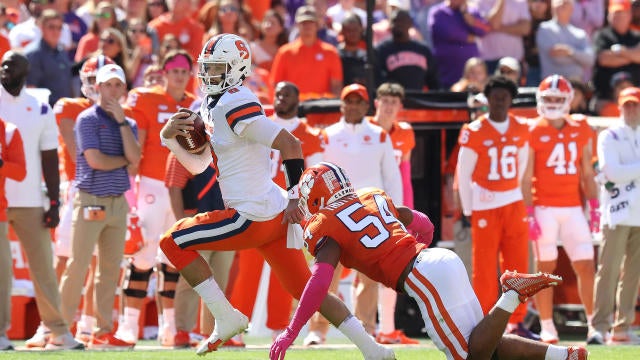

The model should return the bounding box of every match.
[270,162,589,360]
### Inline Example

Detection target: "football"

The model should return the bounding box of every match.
[175,108,208,154]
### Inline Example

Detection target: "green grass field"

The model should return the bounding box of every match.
[0,337,637,359]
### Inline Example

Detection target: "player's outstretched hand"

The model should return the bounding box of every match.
[282,199,303,224]
[270,328,296,360]
[160,110,195,140]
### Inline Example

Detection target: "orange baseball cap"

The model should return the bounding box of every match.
[618,86,640,106]
[609,0,631,13]
[340,83,369,102]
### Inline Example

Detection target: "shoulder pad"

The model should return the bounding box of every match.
[467,119,483,131]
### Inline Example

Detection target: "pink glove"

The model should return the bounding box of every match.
[588,199,600,233]
[270,327,296,360]
[406,210,434,247]
[526,206,541,241]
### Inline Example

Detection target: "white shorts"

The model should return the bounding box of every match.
[533,206,594,262]
[132,176,175,269]
[55,183,97,257]
[404,248,483,360]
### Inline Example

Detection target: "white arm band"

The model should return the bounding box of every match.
[161,135,213,175]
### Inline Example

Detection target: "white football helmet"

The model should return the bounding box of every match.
[80,55,115,102]
[197,33,252,95]
[537,74,574,120]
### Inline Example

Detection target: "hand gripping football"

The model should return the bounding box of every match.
[175,108,208,154]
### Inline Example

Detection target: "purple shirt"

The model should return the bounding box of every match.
[428,3,489,88]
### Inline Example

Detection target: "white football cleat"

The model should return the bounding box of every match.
[195,309,248,356]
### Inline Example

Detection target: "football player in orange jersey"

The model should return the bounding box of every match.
[51,55,115,344]
[270,162,588,360]
[456,76,534,338]
[116,49,198,347]
[522,75,598,344]
[229,81,324,344]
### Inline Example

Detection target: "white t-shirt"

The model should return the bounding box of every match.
[322,118,403,205]
[0,86,58,207]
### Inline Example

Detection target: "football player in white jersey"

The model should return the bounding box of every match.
[157,33,394,359]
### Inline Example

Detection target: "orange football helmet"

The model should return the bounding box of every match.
[537,74,574,119]
[299,162,355,219]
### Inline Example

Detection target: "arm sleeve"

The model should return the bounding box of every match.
[598,130,640,183]
[457,146,478,216]
[287,262,335,334]
[399,160,414,209]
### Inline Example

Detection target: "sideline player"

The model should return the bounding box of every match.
[158,33,394,359]
[522,74,597,343]
[271,162,589,360]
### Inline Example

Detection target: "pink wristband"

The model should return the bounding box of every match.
[526,205,535,217]
[588,198,599,210]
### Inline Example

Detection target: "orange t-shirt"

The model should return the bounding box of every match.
[0,121,26,221]
[529,116,593,207]
[458,115,530,192]
[369,118,415,163]
[304,188,425,290]
[148,14,205,62]
[126,85,197,180]
[53,97,93,181]
[270,120,323,189]
[270,38,343,100]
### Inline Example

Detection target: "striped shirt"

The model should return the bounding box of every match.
[75,105,138,197]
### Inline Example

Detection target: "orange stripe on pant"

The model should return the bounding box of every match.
[406,272,467,360]
[471,201,529,323]
[229,248,293,330]
[160,208,310,300]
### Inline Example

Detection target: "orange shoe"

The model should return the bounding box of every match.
[174,330,191,348]
[376,330,420,345]
[89,333,135,350]
[500,271,563,302]
[566,346,588,360]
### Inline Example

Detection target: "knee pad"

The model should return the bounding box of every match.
[157,263,180,299]
[122,262,153,298]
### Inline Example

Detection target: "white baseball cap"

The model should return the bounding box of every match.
[96,64,126,84]
[388,0,410,10]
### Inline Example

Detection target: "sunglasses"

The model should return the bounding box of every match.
[94,12,112,19]
[220,5,238,12]
[100,37,117,44]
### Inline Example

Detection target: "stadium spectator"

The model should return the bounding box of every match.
[326,0,366,33]
[9,0,73,53]
[74,1,121,62]
[52,0,87,60]
[569,79,594,115]
[376,9,439,90]
[338,12,367,86]
[146,0,169,22]
[569,0,604,39]
[599,71,636,117]
[451,57,488,93]
[204,0,255,44]
[414,0,444,48]
[126,17,156,88]
[494,56,522,85]
[148,0,204,62]
[270,5,343,100]
[250,9,287,72]
[523,0,551,86]
[91,28,133,87]
[372,0,423,46]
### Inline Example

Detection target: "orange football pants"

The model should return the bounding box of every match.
[160,208,310,300]
[229,248,293,330]
[471,200,529,323]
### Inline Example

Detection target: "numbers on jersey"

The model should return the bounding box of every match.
[335,194,401,248]
[157,111,173,124]
[546,142,577,175]
[487,145,518,181]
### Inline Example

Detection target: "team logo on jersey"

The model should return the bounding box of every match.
[483,140,494,147]
[145,194,155,204]
[570,133,579,138]
[540,135,550,142]
[478,218,487,228]
[363,135,371,143]
[158,104,168,111]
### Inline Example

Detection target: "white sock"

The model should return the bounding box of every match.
[495,291,520,313]
[193,277,234,318]
[587,313,594,327]
[540,319,556,334]
[162,308,176,334]
[378,285,397,334]
[123,307,141,327]
[338,316,382,358]
[544,344,568,360]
